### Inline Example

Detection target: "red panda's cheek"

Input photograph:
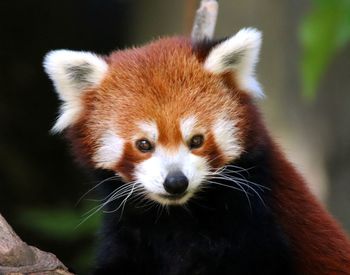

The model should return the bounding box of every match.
[192,133,225,168]
[191,118,243,169]
[114,142,152,181]
[92,131,125,169]
[210,117,243,165]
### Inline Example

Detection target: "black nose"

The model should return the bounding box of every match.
[163,171,189,195]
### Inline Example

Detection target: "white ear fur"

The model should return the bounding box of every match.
[43,50,108,132]
[204,28,263,98]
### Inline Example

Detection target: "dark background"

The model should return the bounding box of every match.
[0,0,132,272]
[1,0,349,274]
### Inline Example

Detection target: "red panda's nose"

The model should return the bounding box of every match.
[163,171,189,195]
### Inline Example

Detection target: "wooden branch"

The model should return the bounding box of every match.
[0,214,73,275]
[191,0,218,41]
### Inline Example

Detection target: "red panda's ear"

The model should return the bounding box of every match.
[204,28,263,98]
[43,50,108,133]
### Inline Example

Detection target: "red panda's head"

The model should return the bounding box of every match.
[44,28,263,205]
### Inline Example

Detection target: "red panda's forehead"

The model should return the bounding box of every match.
[84,37,241,147]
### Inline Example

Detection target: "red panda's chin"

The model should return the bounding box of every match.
[148,191,194,205]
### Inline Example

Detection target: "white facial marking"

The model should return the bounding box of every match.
[137,121,158,142]
[43,50,108,132]
[134,145,208,205]
[93,131,124,169]
[213,117,242,160]
[180,116,197,141]
[204,28,264,98]
[53,103,82,133]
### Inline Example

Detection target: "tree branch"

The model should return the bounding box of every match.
[0,214,73,275]
[191,0,218,41]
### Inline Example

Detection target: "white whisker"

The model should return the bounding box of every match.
[205,162,269,210]
[76,181,141,228]
[75,175,121,206]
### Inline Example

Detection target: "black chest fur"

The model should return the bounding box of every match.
[92,162,295,275]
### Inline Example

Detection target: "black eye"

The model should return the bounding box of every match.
[189,135,204,149]
[136,139,154,153]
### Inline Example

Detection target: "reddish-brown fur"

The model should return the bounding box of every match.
[229,90,350,273]
[270,144,350,274]
[69,37,244,176]
[65,37,350,273]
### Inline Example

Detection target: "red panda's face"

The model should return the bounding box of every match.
[44,28,262,205]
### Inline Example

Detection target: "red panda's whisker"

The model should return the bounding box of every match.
[76,197,115,229]
[129,191,149,207]
[204,179,252,211]
[104,182,139,218]
[214,174,267,208]
[81,188,126,217]
[203,179,247,193]
[211,173,259,193]
[79,182,141,228]
[213,165,254,183]
[75,175,121,206]
[219,173,269,191]
[234,181,253,212]
[205,176,255,198]
[119,183,140,220]
[205,151,256,178]
[221,167,250,181]
[106,186,144,211]
[80,186,133,219]
[238,182,266,208]
[205,153,224,166]
[206,165,231,177]
[129,186,154,206]
[205,173,266,207]
[91,183,137,208]
[208,164,269,192]
[223,164,255,174]
[79,204,104,220]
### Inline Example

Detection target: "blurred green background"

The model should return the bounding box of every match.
[1,0,349,273]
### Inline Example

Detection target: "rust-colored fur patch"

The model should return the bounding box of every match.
[71,37,247,176]
[270,142,350,274]
[114,142,149,180]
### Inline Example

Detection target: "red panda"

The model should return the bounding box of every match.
[44,28,350,274]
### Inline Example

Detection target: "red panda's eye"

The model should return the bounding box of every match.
[136,139,154,153]
[189,135,204,150]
